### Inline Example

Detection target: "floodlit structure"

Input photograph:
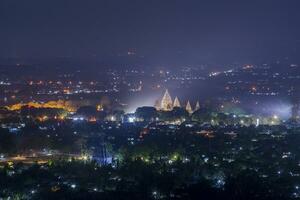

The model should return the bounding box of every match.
[156,89,198,114]
[160,89,173,111]
[173,97,181,108]
[186,100,193,114]
[195,101,200,111]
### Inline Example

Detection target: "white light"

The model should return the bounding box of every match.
[71,184,76,189]
[82,155,88,161]
[255,118,260,127]
[128,117,136,123]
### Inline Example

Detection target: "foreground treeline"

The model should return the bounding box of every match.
[1,120,300,199]
[1,125,300,199]
[0,160,292,200]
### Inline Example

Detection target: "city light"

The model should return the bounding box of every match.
[0,1,299,199]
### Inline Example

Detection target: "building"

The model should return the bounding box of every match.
[160,89,173,111]
[173,97,181,108]
[186,100,193,114]
[156,89,198,114]
[195,101,200,112]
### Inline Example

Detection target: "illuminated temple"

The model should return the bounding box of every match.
[5,100,77,112]
[156,89,200,114]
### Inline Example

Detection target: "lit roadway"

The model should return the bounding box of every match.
[0,153,84,164]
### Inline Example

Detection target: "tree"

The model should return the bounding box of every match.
[135,107,158,122]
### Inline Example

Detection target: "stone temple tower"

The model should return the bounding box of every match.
[161,89,173,111]
[186,100,193,114]
[195,101,200,111]
[173,96,181,108]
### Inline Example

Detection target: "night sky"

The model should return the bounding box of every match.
[1,0,300,63]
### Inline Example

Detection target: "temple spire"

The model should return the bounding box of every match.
[186,100,193,114]
[195,101,200,111]
[161,89,173,111]
[173,96,181,108]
